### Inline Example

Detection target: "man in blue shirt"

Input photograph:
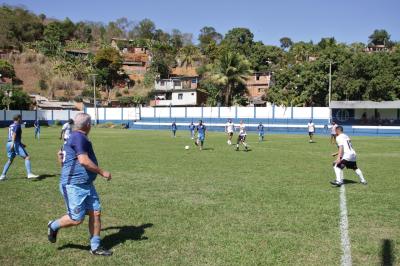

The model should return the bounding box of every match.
[257,122,265,142]
[171,122,177,137]
[189,122,195,139]
[194,120,206,150]
[34,119,40,140]
[47,113,113,256]
[0,115,39,181]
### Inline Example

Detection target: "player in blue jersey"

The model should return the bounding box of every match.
[189,122,196,139]
[34,119,40,140]
[0,115,39,181]
[194,120,206,150]
[171,122,177,137]
[48,113,113,256]
[257,122,265,142]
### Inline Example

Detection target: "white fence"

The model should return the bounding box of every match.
[139,106,330,120]
[0,106,330,124]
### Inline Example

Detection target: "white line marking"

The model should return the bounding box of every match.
[339,185,352,266]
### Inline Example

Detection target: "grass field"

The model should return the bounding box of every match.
[0,127,399,265]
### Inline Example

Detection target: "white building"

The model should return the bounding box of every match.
[151,77,205,106]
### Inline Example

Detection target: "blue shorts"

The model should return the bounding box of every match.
[60,183,101,221]
[258,132,264,136]
[198,134,205,141]
[6,142,28,159]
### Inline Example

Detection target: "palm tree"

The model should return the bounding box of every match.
[177,45,202,68]
[206,51,251,106]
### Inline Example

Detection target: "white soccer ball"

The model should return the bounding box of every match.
[185,145,190,150]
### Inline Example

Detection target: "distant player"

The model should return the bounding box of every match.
[236,120,248,151]
[257,122,265,142]
[171,122,177,138]
[189,122,195,139]
[60,119,74,142]
[0,115,39,181]
[34,119,40,139]
[307,120,315,143]
[48,113,113,256]
[194,120,206,150]
[330,126,367,186]
[225,119,234,145]
[330,121,338,144]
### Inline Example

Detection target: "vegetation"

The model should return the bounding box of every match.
[0,4,399,108]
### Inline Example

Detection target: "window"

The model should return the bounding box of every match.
[178,93,183,100]
[191,78,197,84]
[256,75,260,81]
[258,88,264,93]
[173,80,181,87]
[160,81,165,86]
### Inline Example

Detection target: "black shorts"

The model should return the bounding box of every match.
[308,132,314,136]
[228,132,233,137]
[334,159,358,170]
[237,135,246,142]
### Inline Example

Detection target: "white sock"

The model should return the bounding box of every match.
[334,166,343,183]
[355,169,366,182]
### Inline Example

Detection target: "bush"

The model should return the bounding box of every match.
[74,95,83,102]
[123,88,129,95]
[54,120,62,126]
[115,91,122,97]
[57,96,69,101]
[38,79,48,91]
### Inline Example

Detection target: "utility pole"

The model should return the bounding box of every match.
[90,74,98,125]
[328,61,333,123]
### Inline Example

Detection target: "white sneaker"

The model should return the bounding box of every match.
[0,175,7,181]
[27,173,39,179]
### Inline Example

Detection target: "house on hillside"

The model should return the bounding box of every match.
[364,44,390,53]
[111,38,151,82]
[150,67,206,106]
[245,72,271,106]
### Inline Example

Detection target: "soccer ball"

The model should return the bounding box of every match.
[185,145,190,150]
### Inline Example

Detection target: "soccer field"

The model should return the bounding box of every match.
[0,127,399,265]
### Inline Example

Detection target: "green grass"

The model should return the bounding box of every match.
[0,127,399,265]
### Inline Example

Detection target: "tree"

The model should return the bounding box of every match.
[368,29,393,47]
[131,19,155,39]
[222,28,254,57]
[279,37,293,50]
[94,47,123,88]
[0,60,16,79]
[198,26,222,52]
[249,42,283,71]
[0,5,44,50]
[178,45,201,68]
[205,50,251,106]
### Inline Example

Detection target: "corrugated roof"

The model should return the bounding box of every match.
[330,101,400,109]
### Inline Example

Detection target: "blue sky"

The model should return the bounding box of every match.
[2,0,400,45]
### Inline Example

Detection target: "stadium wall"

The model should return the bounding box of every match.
[0,107,399,136]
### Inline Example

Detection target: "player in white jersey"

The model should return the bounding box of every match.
[307,120,315,143]
[225,119,234,145]
[330,121,338,144]
[330,126,367,186]
[60,119,74,142]
[235,120,248,151]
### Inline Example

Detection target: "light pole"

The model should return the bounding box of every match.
[89,74,98,125]
[328,61,336,123]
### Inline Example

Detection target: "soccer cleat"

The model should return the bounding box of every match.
[360,181,368,185]
[27,173,39,179]
[330,180,343,187]
[0,175,7,181]
[90,246,113,256]
[47,221,58,243]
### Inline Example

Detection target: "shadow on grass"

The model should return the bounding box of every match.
[102,223,153,249]
[342,179,358,185]
[36,174,57,181]
[381,239,394,266]
[57,223,153,251]
[201,147,214,151]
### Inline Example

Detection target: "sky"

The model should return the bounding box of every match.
[2,0,400,46]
